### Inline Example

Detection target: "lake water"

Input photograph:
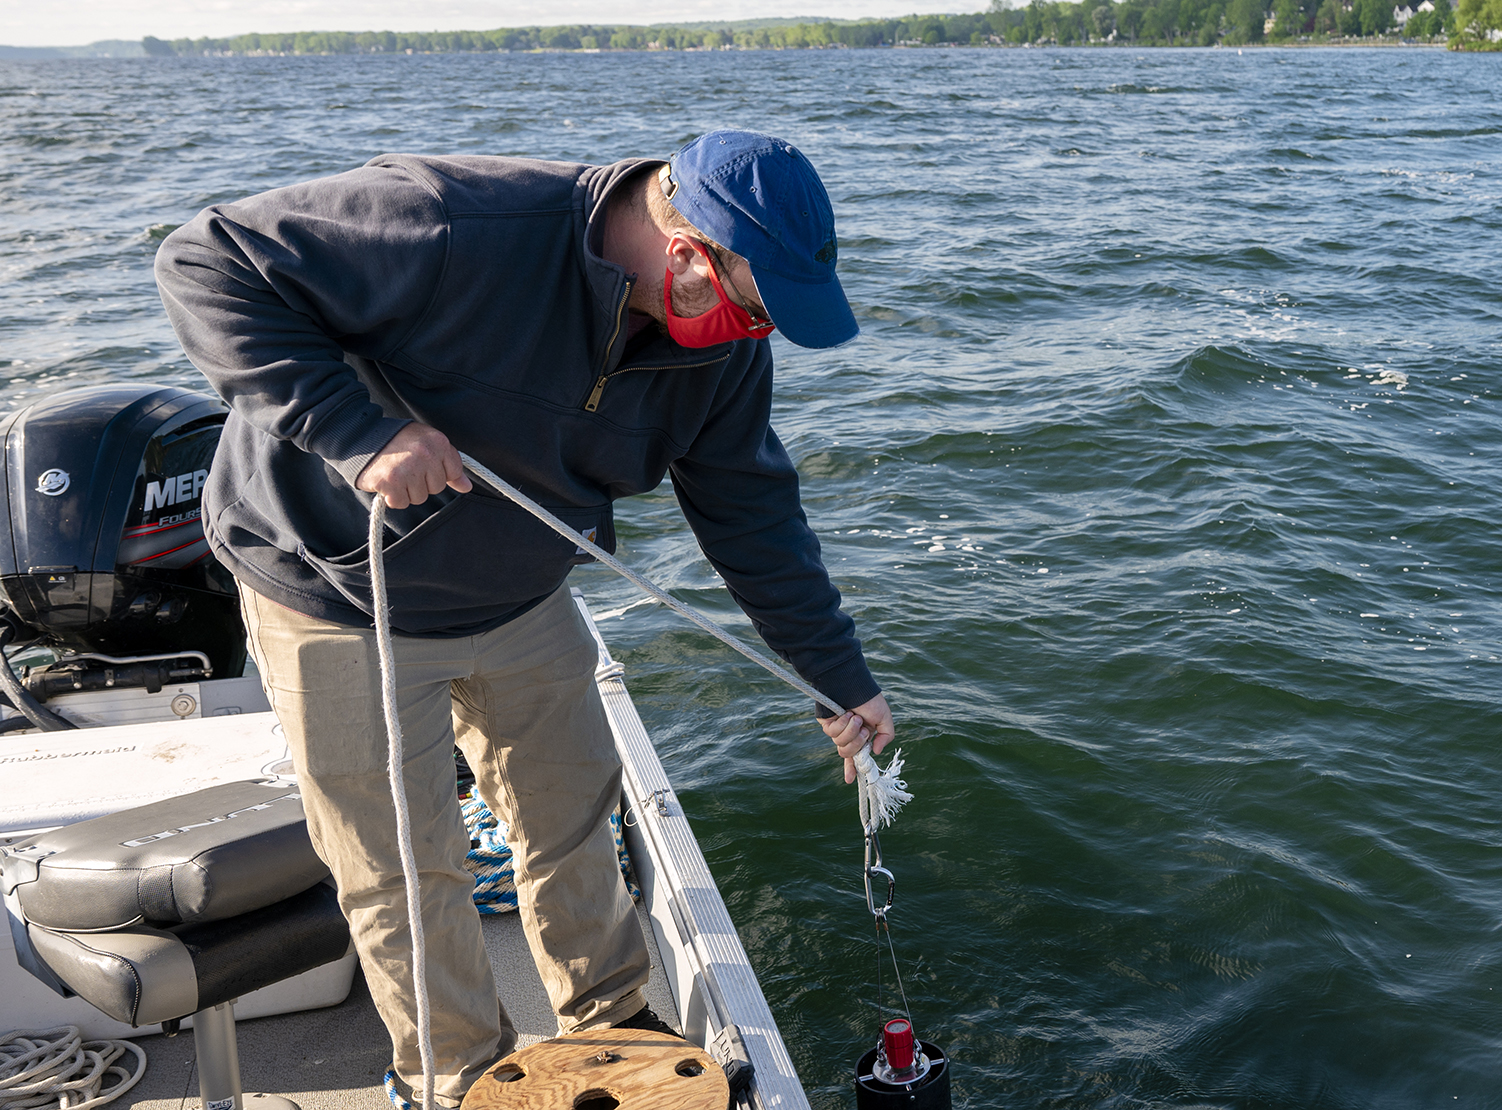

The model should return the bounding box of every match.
[2,45,1500,1109]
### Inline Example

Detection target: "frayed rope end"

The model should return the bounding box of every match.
[854,746,913,829]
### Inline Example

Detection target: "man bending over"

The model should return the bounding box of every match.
[156,129,894,1107]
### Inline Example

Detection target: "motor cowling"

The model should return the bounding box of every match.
[0,384,245,679]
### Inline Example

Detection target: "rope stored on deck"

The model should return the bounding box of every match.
[0,1026,145,1110]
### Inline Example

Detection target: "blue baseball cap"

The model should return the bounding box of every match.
[664,130,858,350]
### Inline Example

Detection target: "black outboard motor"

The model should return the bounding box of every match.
[0,385,245,715]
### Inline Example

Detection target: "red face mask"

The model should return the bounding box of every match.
[663,240,776,348]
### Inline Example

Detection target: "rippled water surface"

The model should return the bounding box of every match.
[3,46,1501,1108]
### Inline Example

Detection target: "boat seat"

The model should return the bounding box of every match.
[4,779,328,933]
[1,780,350,1110]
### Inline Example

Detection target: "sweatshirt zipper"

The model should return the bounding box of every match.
[584,373,612,412]
[585,284,633,412]
[583,275,732,413]
[585,355,730,413]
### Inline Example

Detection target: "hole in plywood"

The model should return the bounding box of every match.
[675,1059,705,1077]
[492,1064,524,1083]
[574,1091,620,1110]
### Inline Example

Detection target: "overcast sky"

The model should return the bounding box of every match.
[6,1,970,47]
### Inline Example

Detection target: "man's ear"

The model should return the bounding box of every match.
[665,233,711,280]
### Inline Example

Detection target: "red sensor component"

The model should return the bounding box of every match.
[882,1018,915,1072]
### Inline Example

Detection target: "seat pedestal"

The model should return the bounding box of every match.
[191,1000,301,1110]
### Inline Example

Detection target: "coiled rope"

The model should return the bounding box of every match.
[366,452,913,1110]
[0,1027,145,1110]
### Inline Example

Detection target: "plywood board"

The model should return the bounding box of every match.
[461,1028,728,1110]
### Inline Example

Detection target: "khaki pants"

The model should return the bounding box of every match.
[241,585,649,1107]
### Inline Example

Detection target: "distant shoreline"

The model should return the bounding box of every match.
[6,1,1492,60]
[0,39,1463,60]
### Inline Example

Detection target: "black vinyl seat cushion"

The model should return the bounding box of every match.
[26,880,350,1026]
[2,780,329,930]
[1,778,350,1027]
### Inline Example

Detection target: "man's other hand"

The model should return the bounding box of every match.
[356,422,473,509]
[819,693,896,784]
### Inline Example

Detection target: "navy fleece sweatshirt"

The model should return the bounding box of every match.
[155,153,878,714]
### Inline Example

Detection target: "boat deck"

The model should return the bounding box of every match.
[3,592,807,1109]
[121,904,680,1110]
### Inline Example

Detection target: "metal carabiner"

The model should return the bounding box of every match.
[864,824,895,920]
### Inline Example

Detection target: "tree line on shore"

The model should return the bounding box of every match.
[138,0,1500,57]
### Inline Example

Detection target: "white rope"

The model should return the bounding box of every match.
[453,452,913,830]
[363,451,911,1107]
[369,502,436,1110]
[0,1027,145,1110]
